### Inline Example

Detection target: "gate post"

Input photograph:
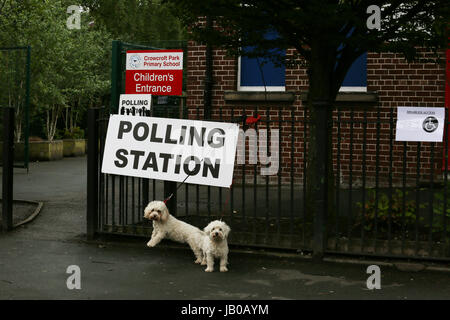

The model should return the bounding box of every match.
[24,46,31,172]
[87,107,100,240]
[110,40,122,114]
[312,100,330,259]
[2,107,14,232]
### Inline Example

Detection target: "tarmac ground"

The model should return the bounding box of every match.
[0,156,449,300]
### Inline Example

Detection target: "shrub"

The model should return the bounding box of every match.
[62,127,85,139]
[355,189,425,233]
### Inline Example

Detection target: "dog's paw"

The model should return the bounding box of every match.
[194,258,202,264]
[146,241,155,248]
[205,267,214,272]
[220,266,228,272]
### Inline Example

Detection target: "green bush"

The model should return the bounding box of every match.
[429,191,450,233]
[356,187,450,234]
[356,189,425,232]
[62,127,85,139]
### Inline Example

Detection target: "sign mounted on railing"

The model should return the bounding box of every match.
[395,107,445,142]
[119,94,152,116]
[125,49,183,96]
[101,115,239,188]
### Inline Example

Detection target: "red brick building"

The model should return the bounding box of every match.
[186,40,447,187]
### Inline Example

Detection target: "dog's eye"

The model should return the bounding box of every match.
[157,210,161,213]
[218,228,222,231]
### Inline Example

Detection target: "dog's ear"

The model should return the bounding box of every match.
[160,204,169,222]
[143,202,153,217]
[222,223,231,239]
[204,223,212,235]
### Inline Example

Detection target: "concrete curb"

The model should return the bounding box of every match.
[85,235,450,273]
[13,200,44,228]
[323,257,450,273]
[10,199,44,229]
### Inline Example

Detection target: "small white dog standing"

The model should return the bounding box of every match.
[201,220,231,272]
[143,200,205,264]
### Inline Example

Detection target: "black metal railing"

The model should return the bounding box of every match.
[328,107,450,261]
[86,41,449,261]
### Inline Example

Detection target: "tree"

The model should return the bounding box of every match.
[164,0,449,236]
[0,0,111,141]
[80,0,187,43]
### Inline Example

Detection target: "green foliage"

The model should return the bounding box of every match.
[165,0,448,97]
[356,187,450,234]
[63,127,85,139]
[1,0,187,141]
[0,0,112,141]
[81,0,187,43]
[356,189,425,232]
[430,189,450,233]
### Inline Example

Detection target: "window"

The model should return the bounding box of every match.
[238,30,286,92]
[339,52,367,92]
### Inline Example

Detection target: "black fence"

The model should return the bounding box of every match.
[87,41,449,261]
[88,102,450,261]
[328,107,450,261]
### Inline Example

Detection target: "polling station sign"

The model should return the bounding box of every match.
[119,94,152,116]
[125,50,183,96]
[101,115,239,188]
[395,107,445,142]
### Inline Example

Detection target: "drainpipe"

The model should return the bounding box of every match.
[204,15,213,120]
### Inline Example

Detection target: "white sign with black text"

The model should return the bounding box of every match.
[395,107,445,142]
[101,115,239,188]
[119,94,152,116]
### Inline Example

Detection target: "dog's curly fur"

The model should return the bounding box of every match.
[144,200,205,264]
[201,220,231,272]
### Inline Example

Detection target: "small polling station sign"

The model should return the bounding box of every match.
[119,94,152,116]
[395,107,445,142]
[125,49,183,96]
[101,115,239,188]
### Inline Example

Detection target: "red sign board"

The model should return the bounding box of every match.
[125,50,183,96]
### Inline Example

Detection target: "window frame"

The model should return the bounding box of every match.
[237,55,286,92]
[339,52,368,92]
[237,30,286,92]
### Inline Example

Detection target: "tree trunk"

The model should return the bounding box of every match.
[46,105,61,141]
[305,40,338,249]
[14,80,24,142]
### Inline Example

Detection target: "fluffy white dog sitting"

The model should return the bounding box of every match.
[143,200,205,264]
[201,220,231,272]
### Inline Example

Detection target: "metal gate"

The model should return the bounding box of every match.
[328,107,450,261]
[90,103,312,251]
[87,40,450,261]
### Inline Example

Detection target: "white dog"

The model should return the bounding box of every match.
[143,200,205,264]
[201,220,231,272]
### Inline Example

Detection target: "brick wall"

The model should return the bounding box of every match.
[186,40,447,186]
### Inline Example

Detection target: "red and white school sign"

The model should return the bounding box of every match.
[125,50,183,96]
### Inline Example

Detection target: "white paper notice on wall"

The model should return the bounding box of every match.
[101,115,239,188]
[395,107,445,142]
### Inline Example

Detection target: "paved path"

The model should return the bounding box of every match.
[0,157,450,299]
